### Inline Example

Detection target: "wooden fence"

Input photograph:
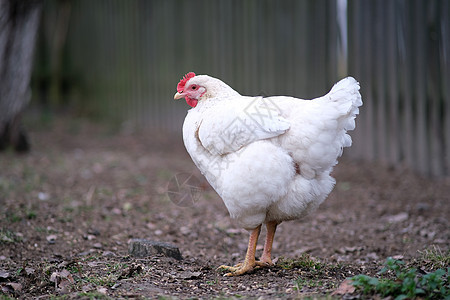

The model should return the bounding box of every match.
[33,0,450,177]
[346,0,450,177]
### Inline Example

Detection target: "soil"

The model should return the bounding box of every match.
[0,119,449,299]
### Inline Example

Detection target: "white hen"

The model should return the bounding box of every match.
[174,72,362,276]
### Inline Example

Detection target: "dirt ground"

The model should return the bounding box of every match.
[0,119,449,299]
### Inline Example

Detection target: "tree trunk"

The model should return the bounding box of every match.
[0,0,42,152]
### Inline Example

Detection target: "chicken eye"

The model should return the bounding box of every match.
[191,85,197,90]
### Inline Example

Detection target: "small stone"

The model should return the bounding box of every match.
[87,228,100,236]
[46,235,57,244]
[179,271,202,279]
[365,252,379,260]
[180,226,190,235]
[386,212,409,224]
[102,251,116,257]
[112,208,122,215]
[416,202,430,212]
[0,270,10,279]
[128,239,182,260]
[92,243,102,249]
[78,249,96,256]
[38,192,49,201]
[84,234,96,241]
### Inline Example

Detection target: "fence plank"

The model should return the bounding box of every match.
[442,0,450,175]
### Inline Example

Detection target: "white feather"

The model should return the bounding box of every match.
[182,75,362,230]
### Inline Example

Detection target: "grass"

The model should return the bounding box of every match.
[294,277,325,291]
[277,254,325,273]
[0,228,22,243]
[418,245,450,270]
[350,257,449,299]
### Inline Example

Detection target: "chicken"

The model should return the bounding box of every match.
[174,72,362,276]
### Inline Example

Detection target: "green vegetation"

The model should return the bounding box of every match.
[277,254,325,272]
[418,246,450,270]
[350,257,449,299]
[0,228,22,243]
[293,277,324,291]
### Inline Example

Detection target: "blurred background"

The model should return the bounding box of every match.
[1,0,449,177]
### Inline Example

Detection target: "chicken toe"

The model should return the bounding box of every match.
[217,225,261,276]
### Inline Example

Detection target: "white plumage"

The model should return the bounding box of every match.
[174,73,362,276]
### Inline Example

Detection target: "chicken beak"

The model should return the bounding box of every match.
[174,92,184,100]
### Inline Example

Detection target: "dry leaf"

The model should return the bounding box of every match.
[24,267,34,275]
[2,282,22,293]
[50,269,75,292]
[331,279,356,295]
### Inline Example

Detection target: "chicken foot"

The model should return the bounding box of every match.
[218,221,279,276]
[218,225,261,276]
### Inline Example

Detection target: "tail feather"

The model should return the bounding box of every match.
[327,76,362,132]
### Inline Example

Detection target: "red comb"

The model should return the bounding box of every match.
[177,72,196,93]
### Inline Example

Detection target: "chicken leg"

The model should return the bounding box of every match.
[218,225,261,276]
[257,221,279,266]
[218,221,279,276]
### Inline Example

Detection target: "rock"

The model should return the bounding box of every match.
[0,270,10,280]
[179,271,202,280]
[128,239,182,260]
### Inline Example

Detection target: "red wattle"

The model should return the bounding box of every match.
[186,97,198,108]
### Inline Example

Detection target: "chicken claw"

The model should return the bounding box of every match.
[218,262,259,276]
[216,225,262,276]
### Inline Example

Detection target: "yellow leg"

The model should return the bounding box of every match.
[218,225,261,276]
[256,221,279,266]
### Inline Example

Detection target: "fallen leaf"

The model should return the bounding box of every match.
[25,267,36,275]
[331,279,356,296]
[82,283,94,292]
[117,264,143,280]
[4,282,22,292]
[50,269,75,292]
